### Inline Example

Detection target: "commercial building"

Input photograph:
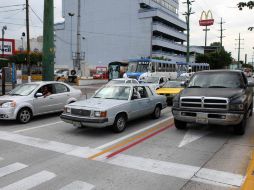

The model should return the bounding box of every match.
[55,0,198,71]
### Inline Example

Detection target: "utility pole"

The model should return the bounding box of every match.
[245,53,247,64]
[75,0,81,72]
[235,33,244,69]
[68,13,75,60]
[218,18,225,51]
[25,0,31,82]
[203,26,210,47]
[183,0,195,63]
[42,0,54,81]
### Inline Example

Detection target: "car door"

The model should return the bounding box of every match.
[53,83,72,110]
[33,84,57,115]
[128,86,152,118]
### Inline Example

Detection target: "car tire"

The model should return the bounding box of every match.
[250,103,253,117]
[17,108,32,124]
[152,106,161,119]
[233,114,247,135]
[174,119,187,130]
[112,114,127,133]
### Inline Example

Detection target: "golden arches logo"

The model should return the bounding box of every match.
[199,10,214,26]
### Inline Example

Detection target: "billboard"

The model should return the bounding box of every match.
[199,10,214,26]
[0,39,15,56]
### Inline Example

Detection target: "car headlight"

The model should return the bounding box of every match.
[230,104,244,111]
[94,111,107,117]
[64,107,71,113]
[1,101,16,108]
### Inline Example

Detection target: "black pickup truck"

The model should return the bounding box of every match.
[172,70,254,135]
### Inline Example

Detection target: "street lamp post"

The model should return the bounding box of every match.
[68,13,75,62]
[1,25,7,57]
[21,32,25,51]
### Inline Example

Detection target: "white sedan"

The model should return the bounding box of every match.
[0,81,82,123]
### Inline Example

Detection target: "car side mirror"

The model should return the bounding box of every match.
[35,93,43,98]
[247,81,254,87]
[180,81,185,87]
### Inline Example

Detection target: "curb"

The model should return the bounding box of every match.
[241,151,254,189]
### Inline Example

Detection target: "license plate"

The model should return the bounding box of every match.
[73,121,81,127]
[196,113,208,124]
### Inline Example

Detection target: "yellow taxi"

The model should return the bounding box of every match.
[156,80,184,105]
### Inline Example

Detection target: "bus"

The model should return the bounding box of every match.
[124,58,177,81]
[108,61,128,80]
[176,62,210,77]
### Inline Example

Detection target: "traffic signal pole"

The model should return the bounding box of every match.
[42,0,54,81]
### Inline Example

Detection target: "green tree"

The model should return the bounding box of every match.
[196,50,232,69]
[238,1,254,31]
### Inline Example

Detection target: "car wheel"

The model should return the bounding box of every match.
[233,114,247,135]
[112,114,127,133]
[249,103,253,117]
[174,119,187,130]
[152,106,161,119]
[17,108,32,124]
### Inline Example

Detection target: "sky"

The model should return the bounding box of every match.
[0,0,253,63]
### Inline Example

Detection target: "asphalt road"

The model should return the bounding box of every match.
[0,105,253,190]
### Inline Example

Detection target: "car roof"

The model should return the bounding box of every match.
[112,78,134,81]
[196,69,242,74]
[21,81,69,85]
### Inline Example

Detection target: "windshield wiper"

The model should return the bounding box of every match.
[188,86,202,88]
[208,86,227,88]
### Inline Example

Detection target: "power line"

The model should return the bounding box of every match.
[0,4,24,9]
[0,8,24,13]
[29,5,43,23]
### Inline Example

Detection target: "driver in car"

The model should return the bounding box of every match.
[42,86,52,97]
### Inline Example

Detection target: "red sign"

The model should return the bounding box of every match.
[199,19,214,26]
[0,39,15,57]
[199,10,214,26]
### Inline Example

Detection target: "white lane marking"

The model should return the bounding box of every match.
[178,130,210,148]
[14,121,64,133]
[60,181,95,190]
[1,170,56,190]
[192,177,236,188]
[95,116,173,150]
[104,154,244,187]
[195,168,244,187]
[0,131,100,158]
[0,163,28,178]
[0,131,245,187]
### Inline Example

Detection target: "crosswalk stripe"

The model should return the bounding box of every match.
[0,163,28,178]
[60,181,95,190]
[1,170,56,190]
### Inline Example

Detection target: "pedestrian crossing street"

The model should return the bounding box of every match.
[0,157,95,190]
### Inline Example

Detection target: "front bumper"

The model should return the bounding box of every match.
[0,107,16,120]
[172,108,244,126]
[60,114,110,128]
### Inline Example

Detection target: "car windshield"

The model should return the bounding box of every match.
[9,84,39,96]
[144,77,160,83]
[107,80,126,85]
[163,81,182,88]
[127,62,149,73]
[188,72,244,88]
[94,86,131,100]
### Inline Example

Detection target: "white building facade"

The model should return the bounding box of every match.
[55,0,196,70]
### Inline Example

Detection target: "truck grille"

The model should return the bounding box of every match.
[180,97,228,110]
[71,109,91,117]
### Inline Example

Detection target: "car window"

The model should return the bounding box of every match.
[54,83,70,94]
[145,86,153,97]
[132,80,139,84]
[126,80,131,84]
[136,86,148,99]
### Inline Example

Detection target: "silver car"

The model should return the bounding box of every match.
[0,81,82,123]
[61,84,167,133]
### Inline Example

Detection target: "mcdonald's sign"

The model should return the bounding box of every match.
[199,10,214,26]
